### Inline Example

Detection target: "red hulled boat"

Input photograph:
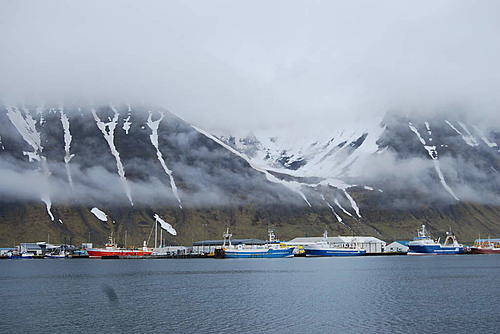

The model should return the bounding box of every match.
[87,235,152,257]
[470,238,500,254]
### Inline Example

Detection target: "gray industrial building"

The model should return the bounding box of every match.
[287,236,386,254]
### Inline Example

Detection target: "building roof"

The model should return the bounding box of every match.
[391,240,410,246]
[193,239,267,246]
[287,236,386,245]
[20,243,42,250]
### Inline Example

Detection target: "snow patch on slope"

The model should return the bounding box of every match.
[408,122,426,145]
[60,108,75,188]
[457,122,479,146]
[154,214,177,235]
[92,107,134,206]
[90,207,108,222]
[410,121,459,201]
[445,120,478,147]
[6,106,55,221]
[334,198,353,217]
[147,112,182,209]
[123,115,132,134]
[320,194,344,225]
[472,125,498,148]
[42,193,54,221]
[342,189,361,218]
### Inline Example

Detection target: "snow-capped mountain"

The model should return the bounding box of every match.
[217,121,384,179]
[218,112,500,207]
[1,104,500,246]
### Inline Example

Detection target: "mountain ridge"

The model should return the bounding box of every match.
[1,104,500,246]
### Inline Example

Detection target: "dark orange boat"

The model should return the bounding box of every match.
[470,238,500,254]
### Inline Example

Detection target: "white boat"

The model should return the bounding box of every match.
[45,252,67,258]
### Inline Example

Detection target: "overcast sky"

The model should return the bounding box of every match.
[1,0,499,133]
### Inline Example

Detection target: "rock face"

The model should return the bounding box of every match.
[1,104,500,246]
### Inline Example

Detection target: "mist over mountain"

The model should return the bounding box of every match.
[0,105,303,208]
[1,103,500,246]
[1,1,500,245]
[2,1,500,133]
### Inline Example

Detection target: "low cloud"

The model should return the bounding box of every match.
[1,1,500,134]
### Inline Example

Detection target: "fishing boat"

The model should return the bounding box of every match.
[222,229,295,258]
[86,234,153,257]
[407,225,464,255]
[8,253,33,259]
[46,246,68,258]
[471,238,500,254]
[303,231,366,256]
[45,253,67,259]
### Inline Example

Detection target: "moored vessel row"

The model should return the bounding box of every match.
[4,223,500,259]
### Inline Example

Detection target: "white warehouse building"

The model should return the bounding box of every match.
[385,241,409,253]
[287,236,386,254]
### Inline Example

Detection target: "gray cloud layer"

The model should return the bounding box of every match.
[1,1,500,134]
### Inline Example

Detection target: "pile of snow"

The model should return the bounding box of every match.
[154,214,177,235]
[90,207,108,222]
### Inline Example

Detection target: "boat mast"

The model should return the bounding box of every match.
[155,220,158,248]
[268,229,276,243]
[223,228,232,247]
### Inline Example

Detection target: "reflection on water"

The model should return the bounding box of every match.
[1,256,500,333]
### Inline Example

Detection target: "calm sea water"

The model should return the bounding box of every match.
[1,255,500,333]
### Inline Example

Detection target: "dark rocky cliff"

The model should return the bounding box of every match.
[1,105,500,246]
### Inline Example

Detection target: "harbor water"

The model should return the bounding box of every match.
[1,255,500,333]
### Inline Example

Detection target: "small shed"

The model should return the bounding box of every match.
[385,241,409,253]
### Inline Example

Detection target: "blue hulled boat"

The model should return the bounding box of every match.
[222,229,295,258]
[223,247,295,258]
[408,225,464,255]
[303,231,366,257]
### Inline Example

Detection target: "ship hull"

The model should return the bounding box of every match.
[304,248,366,257]
[87,249,153,257]
[9,255,33,259]
[223,248,294,258]
[471,247,500,254]
[408,244,464,255]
